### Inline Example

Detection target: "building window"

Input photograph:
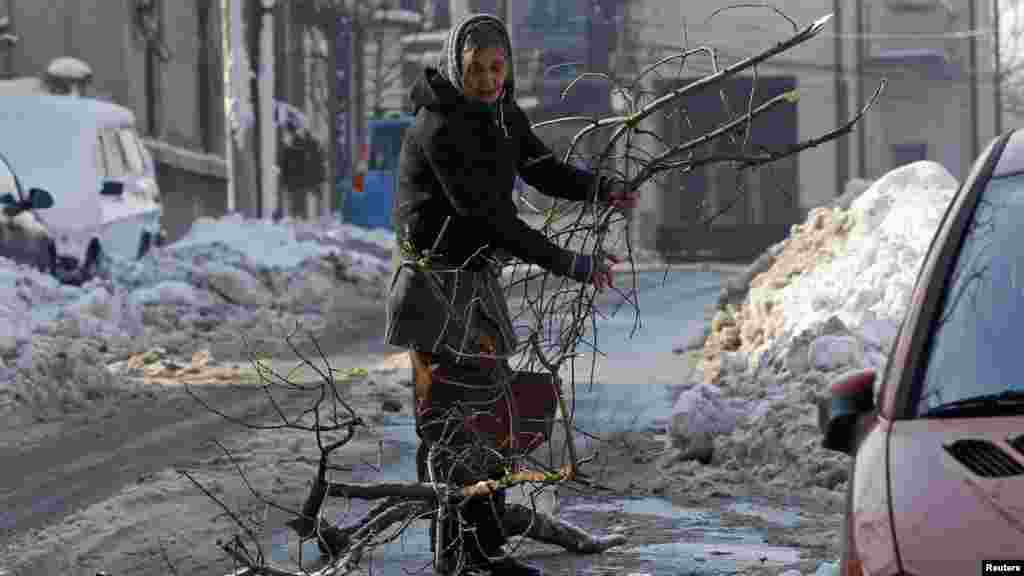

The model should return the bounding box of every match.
[431,0,451,28]
[525,1,584,34]
[886,0,941,12]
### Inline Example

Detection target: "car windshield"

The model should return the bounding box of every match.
[915,171,1024,416]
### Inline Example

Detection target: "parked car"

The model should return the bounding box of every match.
[0,94,162,285]
[819,129,1024,575]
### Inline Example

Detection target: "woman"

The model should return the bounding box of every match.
[386,12,636,576]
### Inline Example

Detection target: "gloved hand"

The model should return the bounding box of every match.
[599,178,639,211]
[570,251,620,291]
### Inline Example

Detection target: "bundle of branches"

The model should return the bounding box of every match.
[180,330,624,576]
[504,10,881,481]
[183,9,881,576]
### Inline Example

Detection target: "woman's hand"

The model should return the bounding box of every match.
[573,250,618,291]
[570,251,620,291]
[602,179,639,211]
[590,252,620,291]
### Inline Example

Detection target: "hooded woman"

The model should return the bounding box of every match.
[386,12,636,576]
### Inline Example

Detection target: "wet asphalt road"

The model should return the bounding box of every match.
[268,269,834,575]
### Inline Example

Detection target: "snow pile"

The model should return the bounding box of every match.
[665,161,959,493]
[0,214,395,419]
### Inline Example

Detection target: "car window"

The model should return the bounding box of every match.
[915,172,1024,414]
[135,133,155,173]
[100,129,128,178]
[0,156,20,201]
[95,136,108,178]
[118,129,145,174]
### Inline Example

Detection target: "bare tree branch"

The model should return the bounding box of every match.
[172,7,883,576]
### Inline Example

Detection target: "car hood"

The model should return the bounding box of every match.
[888,418,1024,574]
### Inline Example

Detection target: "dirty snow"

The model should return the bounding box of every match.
[0,161,957,574]
[0,213,394,419]
[664,162,959,558]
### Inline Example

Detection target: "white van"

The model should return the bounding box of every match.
[0,94,162,282]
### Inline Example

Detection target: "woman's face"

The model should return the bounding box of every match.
[462,46,506,103]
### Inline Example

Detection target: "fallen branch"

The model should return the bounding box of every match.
[191,8,879,576]
[226,498,626,576]
[326,466,576,502]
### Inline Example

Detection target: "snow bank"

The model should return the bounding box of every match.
[171,213,393,272]
[0,213,395,418]
[665,161,959,494]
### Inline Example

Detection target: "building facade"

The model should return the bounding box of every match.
[351,0,1003,261]
[1,1,340,243]
[616,0,1001,260]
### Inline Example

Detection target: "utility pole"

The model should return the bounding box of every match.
[993,0,1003,135]
[1,13,16,79]
[833,0,847,197]
[259,0,278,218]
[223,0,235,213]
[855,0,866,178]
[969,0,979,160]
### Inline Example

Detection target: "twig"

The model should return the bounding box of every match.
[179,469,264,566]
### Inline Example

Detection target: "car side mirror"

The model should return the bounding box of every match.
[819,369,876,455]
[28,187,53,209]
[100,180,124,196]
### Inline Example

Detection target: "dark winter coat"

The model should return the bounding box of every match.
[385,13,608,357]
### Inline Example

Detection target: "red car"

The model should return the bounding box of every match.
[820,130,1024,576]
